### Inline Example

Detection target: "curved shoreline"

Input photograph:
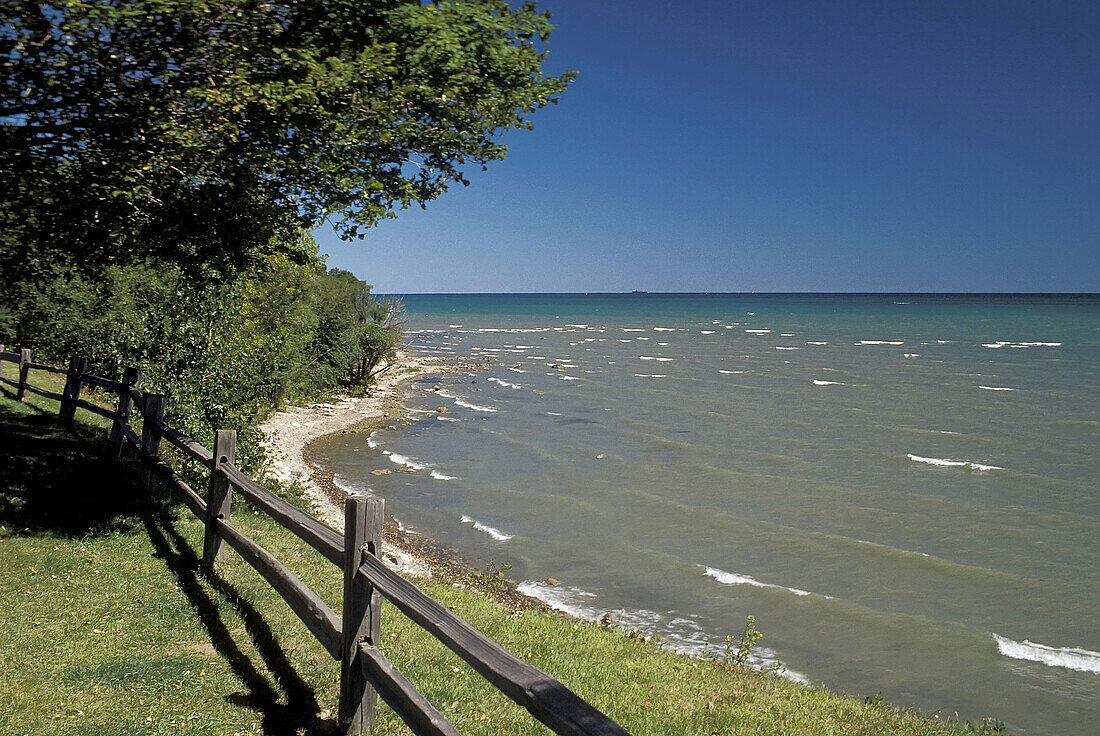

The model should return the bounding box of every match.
[256,348,544,608]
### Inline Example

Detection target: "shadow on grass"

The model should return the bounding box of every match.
[1,388,332,733]
[0,386,157,537]
[143,510,335,735]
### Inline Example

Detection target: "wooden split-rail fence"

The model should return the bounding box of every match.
[0,347,630,736]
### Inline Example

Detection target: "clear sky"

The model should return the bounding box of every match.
[315,0,1099,293]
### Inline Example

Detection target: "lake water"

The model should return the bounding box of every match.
[314,293,1099,736]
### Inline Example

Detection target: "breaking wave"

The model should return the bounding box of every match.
[701,566,832,599]
[992,634,1100,673]
[460,515,512,541]
[907,454,1003,471]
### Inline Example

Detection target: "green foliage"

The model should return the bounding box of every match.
[9,237,402,472]
[2,0,574,285]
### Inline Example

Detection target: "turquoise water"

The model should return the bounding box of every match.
[315,294,1099,735]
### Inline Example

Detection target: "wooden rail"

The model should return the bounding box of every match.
[0,348,631,736]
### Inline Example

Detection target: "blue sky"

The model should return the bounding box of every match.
[316,0,1099,293]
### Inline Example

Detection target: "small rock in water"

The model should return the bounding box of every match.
[436,405,449,413]
[545,578,561,586]
[370,469,392,476]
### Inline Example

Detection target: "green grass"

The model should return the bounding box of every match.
[0,378,999,735]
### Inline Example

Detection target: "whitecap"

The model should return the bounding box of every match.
[904,353,920,358]
[546,411,563,416]
[366,435,379,449]
[992,634,1100,673]
[907,454,1003,471]
[623,328,645,332]
[508,367,527,373]
[634,373,667,378]
[745,329,771,334]
[979,385,1016,391]
[1017,341,1061,347]
[718,370,745,374]
[700,330,715,334]
[776,346,799,351]
[561,375,580,381]
[813,380,844,386]
[860,340,904,345]
[805,341,828,345]
[430,470,456,481]
[486,377,521,389]
[388,453,426,471]
[454,398,498,412]
[437,416,460,422]
[653,327,676,331]
[460,515,512,541]
[701,566,830,598]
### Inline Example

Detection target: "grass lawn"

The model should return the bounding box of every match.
[0,375,998,735]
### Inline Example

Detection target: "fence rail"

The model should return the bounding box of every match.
[0,347,630,736]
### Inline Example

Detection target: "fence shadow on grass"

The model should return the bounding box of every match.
[143,508,334,735]
[0,385,157,537]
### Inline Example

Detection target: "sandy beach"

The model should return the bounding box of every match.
[256,348,472,579]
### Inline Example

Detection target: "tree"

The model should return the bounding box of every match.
[1,0,574,284]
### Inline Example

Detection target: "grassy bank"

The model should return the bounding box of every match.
[0,381,998,735]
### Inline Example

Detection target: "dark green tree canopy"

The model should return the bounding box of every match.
[1,0,573,281]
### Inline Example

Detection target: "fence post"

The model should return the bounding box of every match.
[339,494,384,734]
[140,394,168,493]
[108,367,142,458]
[16,348,31,402]
[58,356,88,425]
[202,429,237,574]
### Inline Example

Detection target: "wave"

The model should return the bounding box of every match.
[700,330,715,334]
[745,329,771,334]
[561,375,581,381]
[437,416,461,422]
[984,341,1061,349]
[454,398,498,412]
[992,634,1100,673]
[701,566,831,599]
[366,434,379,449]
[904,353,920,358]
[813,380,845,386]
[516,581,710,655]
[486,377,522,389]
[388,453,427,471]
[653,327,676,331]
[718,369,745,374]
[430,470,456,481]
[907,454,1003,471]
[859,340,904,345]
[978,385,1016,391]
[460,515,512,541]
[776,346,799,351]
[635,373,667,378]
[806,341,828,345]
[623,328,645,332]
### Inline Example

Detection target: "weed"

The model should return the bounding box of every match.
[724,615,764,668]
